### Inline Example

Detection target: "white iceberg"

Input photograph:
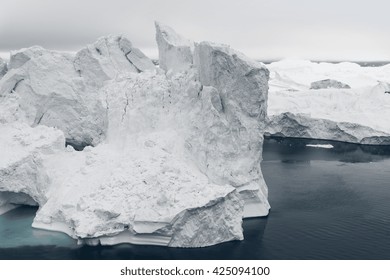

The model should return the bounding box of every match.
[267,60,390,144]
[0,23,270,247]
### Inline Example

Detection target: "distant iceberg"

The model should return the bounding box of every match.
[266,59,390,145]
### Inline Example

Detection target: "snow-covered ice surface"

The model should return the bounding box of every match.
[0,23,269,247]
[267,59,390,144]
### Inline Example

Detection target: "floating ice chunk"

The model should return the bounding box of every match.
[306,144,334,149]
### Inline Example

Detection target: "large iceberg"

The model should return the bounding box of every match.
[267,60,390,144]
[0,23,270,247]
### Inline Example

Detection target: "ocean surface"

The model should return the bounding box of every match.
[261,60,390,67]
[1,137,390,259]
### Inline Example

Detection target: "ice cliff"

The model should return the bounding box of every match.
[266,112,390,145]
[267,60,390,144]
[0,23,269,247]
[0,58,7,79]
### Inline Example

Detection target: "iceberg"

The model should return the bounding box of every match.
[0,23,269,247]
[266,112,390,145]
[267,60,390,144]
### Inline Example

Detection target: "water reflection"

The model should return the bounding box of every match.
[0,206,76,249]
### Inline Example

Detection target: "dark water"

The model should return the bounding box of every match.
[1,137,390,259]
[262,60,390,67]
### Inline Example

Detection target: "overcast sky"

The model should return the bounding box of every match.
[1,0,389,61]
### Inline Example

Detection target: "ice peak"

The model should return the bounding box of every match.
[155,21,194,72]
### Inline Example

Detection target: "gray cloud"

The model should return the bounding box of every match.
[1,0,389,60]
